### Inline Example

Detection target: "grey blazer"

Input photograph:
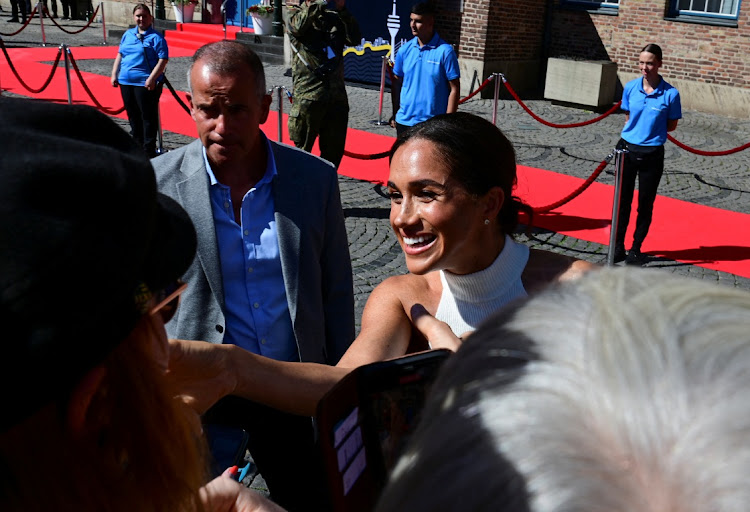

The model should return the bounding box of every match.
[152,139,355,364]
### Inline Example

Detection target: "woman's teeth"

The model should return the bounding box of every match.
[403,235,434,246]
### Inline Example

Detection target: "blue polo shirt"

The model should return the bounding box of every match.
[393,31,460,127]
[621,76,681,147]
[203,134,297,362]
[117,26,168,86]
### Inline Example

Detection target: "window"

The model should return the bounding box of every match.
[668,0,741,24]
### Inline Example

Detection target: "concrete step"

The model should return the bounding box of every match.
[235,32,284,65]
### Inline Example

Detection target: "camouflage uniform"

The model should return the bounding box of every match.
[286,0,360,168]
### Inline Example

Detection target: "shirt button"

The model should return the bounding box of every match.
[244,229,249,236]
[260,338,267,345]
[253,302,260,308]
[248,267,253,273]
[223,201,230,209]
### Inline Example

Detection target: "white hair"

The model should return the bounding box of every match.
[377,267,750,512]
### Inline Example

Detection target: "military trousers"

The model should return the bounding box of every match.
[288,97,349,169]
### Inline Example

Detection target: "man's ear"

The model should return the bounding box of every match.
[66,366,107,437]
[259,94,273,124]
[186,93,196,119]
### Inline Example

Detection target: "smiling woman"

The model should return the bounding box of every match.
[335,112,594,366]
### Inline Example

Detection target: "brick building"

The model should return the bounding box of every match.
[436,0,749,117]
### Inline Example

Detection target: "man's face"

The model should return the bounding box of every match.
[410,13,434,42]
[187,60,272,173]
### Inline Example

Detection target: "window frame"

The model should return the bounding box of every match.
[665,0,741,27]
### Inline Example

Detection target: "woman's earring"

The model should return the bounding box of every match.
[484,219,490,225]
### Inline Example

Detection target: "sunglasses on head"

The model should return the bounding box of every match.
[149,280,187,324]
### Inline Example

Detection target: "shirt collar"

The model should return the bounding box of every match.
[202,130,278,188]
[418,31,441,50]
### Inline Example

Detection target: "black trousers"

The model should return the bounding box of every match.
[203,396,331,512]
[120,83,162,158]
[10,0,26,21]
[615,144,665,251]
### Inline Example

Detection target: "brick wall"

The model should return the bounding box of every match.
[549,0,750,89]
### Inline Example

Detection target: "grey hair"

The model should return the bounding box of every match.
[186,40,267,99]
[377,267,750,512]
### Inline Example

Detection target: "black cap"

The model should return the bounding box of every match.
[0,97,197,431]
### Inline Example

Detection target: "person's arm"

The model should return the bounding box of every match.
[390,74,401,128]
[145,57,167,91]
[446,78,460,114]
[110,53,122,87]
[167,339,350,417]
[667,119,679,132]
[336,277,415,368]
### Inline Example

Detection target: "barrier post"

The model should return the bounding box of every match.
[370,55,389,126]
[156,99,166,155]
[62,45,73,104]
[607,148,628,266]
[38,3,48,47]
[491,73,501,126]
[100,2,107,45]
[276,86,283,143]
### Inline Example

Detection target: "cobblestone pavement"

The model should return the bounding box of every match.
[4,17,750,327]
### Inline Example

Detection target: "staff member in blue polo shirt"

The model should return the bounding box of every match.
[614,43,681,265]
[110,3,168,158]
[390,2,460,137]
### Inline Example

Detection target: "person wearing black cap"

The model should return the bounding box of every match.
[0,96,282,512]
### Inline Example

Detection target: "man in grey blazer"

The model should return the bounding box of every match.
[152,41,354,511]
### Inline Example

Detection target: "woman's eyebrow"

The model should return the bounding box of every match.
[387,179,446,189]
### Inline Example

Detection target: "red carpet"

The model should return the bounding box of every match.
[3,45,750,279]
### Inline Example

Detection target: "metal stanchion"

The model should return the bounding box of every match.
[38,3,48,47]
[276,86,284,142]
[100,2,107,45]
[156,99,165,155]
[607,147,628,266]
[62,45,73,104]
[491,73,501,126]
[370,55,389,126]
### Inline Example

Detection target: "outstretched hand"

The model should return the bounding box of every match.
[166,339,236,415]
[200,471,286,512]
[410,304,465,351]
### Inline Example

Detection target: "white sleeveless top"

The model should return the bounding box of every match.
[435,235,529,336]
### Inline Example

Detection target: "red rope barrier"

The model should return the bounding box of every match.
[42,4,100,34]
[503,78,623,129]
[0,39,61,93]
[67,48,126,115]
[343,149,390,160]
[532,156,611,213]
[0,5,39,36]
[458,76,493,105]
[667,134,750,156]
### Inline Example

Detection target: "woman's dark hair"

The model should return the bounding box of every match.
[641,43,662,61]
[389,112,532,235]
[133,2,151,14]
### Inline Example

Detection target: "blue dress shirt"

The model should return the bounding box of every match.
[203,134,297,362]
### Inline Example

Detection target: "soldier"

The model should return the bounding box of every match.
[286,0,360,168]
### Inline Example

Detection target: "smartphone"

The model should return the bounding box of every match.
[316,349,451,511]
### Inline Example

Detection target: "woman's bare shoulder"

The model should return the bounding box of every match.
[375,272,440,306]
[523,249,598,293]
